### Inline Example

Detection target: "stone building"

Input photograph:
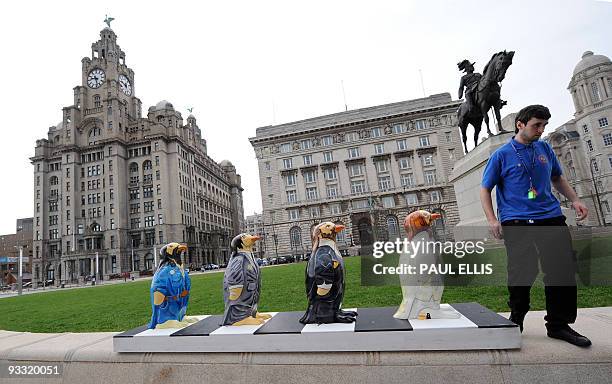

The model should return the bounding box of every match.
[0,218,34,285]
[250,93,464,258]
[31,25,244,286]
[546,51,612,226]
[245,213,265,259]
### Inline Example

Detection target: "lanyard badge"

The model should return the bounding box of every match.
[511,140,539,200]
[527,185,538,199]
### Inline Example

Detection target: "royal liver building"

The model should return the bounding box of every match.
[31,24,244,286]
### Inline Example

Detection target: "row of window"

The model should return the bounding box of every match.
[284,171,437,202]
[285,190,442,220]
[585,131,612,151]
[280,143,435,170]
[278,122,433,153]
[284,162,436,187]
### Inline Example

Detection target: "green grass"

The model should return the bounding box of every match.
[1,256,611,333]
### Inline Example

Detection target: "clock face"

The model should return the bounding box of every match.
[87,69,106,89]
[119,74,132,96]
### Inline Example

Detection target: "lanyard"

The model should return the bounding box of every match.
[510,139,538,197]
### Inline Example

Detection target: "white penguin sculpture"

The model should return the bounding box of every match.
[393,210,460,320]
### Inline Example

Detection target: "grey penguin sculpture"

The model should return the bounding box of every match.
[222,233,271,326]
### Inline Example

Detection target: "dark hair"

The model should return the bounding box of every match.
[514,105,551,133]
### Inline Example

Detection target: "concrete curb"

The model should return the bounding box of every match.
[1,307,611,384]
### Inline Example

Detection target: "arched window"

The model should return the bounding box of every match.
[592,82,602,103]
[335,221,347,245]
[145,253,154,270]
[289,226,302,250]
[94,95,101,108]
[129,162,139,173]
[88,127,100,138]
[386,215,399,239]
[49,176,59,185]
[143,160,152,172]
[431,209,446,241]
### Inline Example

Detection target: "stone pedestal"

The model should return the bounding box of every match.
[449,132,513,241]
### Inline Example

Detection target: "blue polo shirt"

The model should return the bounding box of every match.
[481,137,563,222]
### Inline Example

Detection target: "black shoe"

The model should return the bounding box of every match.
[547,325,592,348]
[509,312,525,333]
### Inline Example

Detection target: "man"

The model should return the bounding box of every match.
[480,105,591,347]
[457,59,482,113]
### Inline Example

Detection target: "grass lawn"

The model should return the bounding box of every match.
[1,255,611,333]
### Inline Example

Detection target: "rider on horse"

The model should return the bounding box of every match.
[457,59,481,114]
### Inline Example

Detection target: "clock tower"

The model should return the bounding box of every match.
[68,26,142,146]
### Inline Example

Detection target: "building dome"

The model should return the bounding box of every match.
[155,100,174,110]
[573,51,611,75]
[49,122,63,132]
[219,160,234,167]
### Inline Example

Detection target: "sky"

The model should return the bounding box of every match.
[0,0,610,234]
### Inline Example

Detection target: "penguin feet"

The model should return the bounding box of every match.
[334,313,357,323]
[255,312,272,320]
[155,319,192,329]
[232,316,266,326]
[339,309,358,317]
[183,316,200,323]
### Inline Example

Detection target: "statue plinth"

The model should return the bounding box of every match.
[449,132,513,241]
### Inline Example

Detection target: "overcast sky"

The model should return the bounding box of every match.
[0,0,610,234]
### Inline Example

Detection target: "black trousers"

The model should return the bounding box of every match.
[502,216,577,330]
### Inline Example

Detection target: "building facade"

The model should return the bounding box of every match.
[250,93,464,259]
[245,213,265,259]
[31,26,244,286]
[0,218,34,285]
[547,51,612,226]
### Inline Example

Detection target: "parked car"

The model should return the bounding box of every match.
[219,263,227,269]
[22,282,32,288]
[276,256,287,264]
[268,257,277,265]
[285,255,296,263]
[210,264,220,270]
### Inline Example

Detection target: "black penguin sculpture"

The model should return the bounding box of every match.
[299,222,357,324]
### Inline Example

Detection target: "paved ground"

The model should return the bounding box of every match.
[0,307,610,384]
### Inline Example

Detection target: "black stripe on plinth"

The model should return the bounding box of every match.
[114,324,149,338]
[355,306,413,332]
[451,302,517,328]
[254,311,306,334]
[170,315,224,336]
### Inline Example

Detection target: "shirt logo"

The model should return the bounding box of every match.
[538,154,548,164]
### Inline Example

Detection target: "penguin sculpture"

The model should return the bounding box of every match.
[148,242,198,329]
[222,233,271,326]
[393,210,460,320]
[299,222,357,324]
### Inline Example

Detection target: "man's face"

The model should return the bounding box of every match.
[517,117,548,143]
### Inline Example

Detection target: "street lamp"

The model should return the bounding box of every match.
[589,157,607,226]
[13,245,26,296]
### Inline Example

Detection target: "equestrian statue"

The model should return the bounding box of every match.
[457,50,514,153]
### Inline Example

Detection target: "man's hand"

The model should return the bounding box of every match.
[488,219,503,240]
[572,200,588,221]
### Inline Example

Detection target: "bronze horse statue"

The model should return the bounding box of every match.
[457,51,514,153]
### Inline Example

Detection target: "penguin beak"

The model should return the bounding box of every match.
[430,213,442,221]
[250,235,262,242]
[177,244,188,253]
[334,224,345,233]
